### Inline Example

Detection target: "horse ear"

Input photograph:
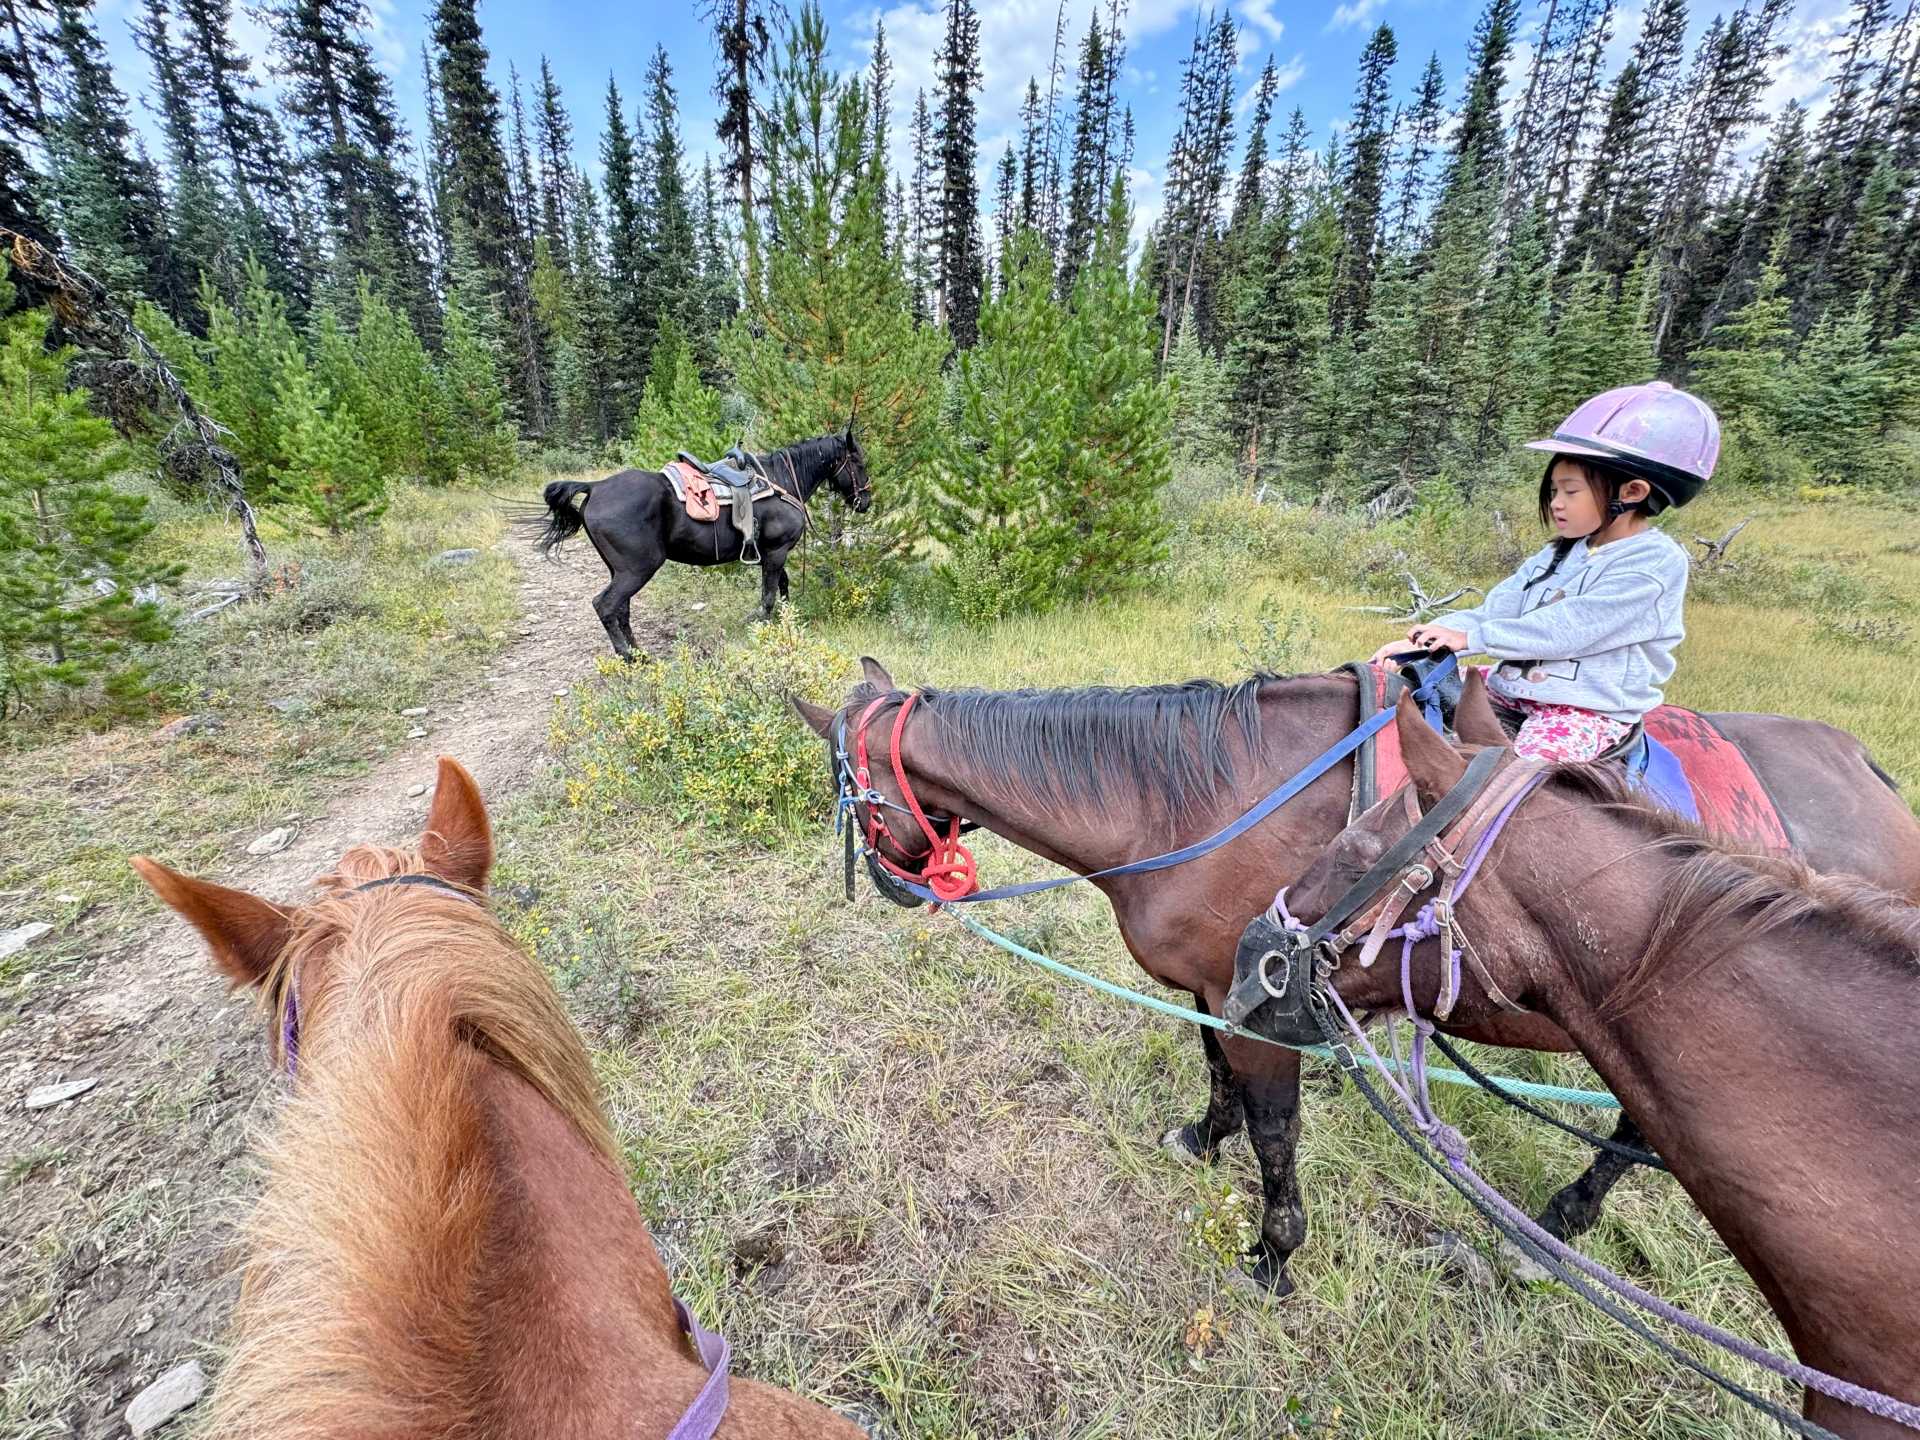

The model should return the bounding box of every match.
[1395,692,1469,811]
[420,757,493,892]
[792,696,835,737]
[1452,666,1510,747]
[131,857,291,988]
[859,655,895,691]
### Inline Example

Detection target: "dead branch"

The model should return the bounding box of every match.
[1690,519,1750,572]
[3,227,268,584]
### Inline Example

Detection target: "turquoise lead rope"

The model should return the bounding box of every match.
[947,909,1623,1112]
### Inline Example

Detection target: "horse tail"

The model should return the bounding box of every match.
[536,480,594,554]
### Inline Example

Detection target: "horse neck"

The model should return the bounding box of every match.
[212,937,698,1438]
[896,673,1361,879]
[1513,846,1920,1387]
[768,441,831,501]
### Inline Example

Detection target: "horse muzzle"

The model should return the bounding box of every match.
[1221,911,1326,1048]
[864,850,932,908]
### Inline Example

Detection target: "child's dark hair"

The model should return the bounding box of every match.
[1535,455,1646,529]
[1524,456,1647,591]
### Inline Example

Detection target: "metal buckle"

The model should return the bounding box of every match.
[1400,863,1434,893]
[1257,946,1293,1001]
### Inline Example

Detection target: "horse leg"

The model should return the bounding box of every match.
[756,551,789,619]
[1228,1042,1307,1297]
[1536,1110,1650,1242]
[1163,997,1246,1163]
[594,560,659,663]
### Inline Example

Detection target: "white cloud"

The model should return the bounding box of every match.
[1325,0,1386,33]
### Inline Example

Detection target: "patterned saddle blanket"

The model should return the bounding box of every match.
[1356,661,1793,854]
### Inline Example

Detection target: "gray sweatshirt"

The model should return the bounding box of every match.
[1433,528,1690,722]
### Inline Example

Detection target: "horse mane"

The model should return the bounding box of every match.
[1543,765,1920,1017]
[208,842,617,1440]
[890,674,1284,823]
[761,432,846,485]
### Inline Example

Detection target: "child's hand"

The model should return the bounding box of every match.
[1407,625,1469,653]
[1369,640,1406,666]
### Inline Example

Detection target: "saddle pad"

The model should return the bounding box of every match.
[1641,707,1793,853]
[666,460,721,522]
[1363,664,1793,855]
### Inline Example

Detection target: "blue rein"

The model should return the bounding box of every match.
[835,655,1456,907]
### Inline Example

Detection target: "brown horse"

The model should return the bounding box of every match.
[794,658,1920,1295]
[133,757,863,1440]
[1274,698,1920,1439]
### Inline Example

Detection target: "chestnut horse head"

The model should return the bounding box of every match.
[135,758,862,1440]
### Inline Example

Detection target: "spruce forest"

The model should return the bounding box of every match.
[3,0,1920,707]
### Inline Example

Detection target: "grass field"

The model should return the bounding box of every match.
[501,477,1919,1437]
[6,470,1917,1438]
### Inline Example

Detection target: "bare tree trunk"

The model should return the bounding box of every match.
[4,228,271,584]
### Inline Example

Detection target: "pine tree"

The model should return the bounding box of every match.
[0,0,53,247]
[709,0,774,281]
[725,2,946,562]
[868,17,892,189]
[202,256,302,482]
[1330,24,1398,337]
[600,76,646,420]
[1689,245,1791,441]
[695,159,737,374]
[1155,10,1237,360]
[1460,193,1551,469]
[438,282,519,480]
[0,269,177,715]
[991,143,1018,295]
[563,171,619,443]
[934,0,984,345]
[907,88,935,323]
[267,0,431,326]
[41,0,180,305]
[348,279,453,482]
[532,58,574,271]
[1786,299,1883,478]
[272,347,384,532]
[174,0,312,308]
[1448,0,1522,188]
[1390,52,1446,247]
[627,317,726,465]
[1059,12,1111,295]
[431,0,545,431]
[641,45,701,352]
[1018,77,1045,231]
[1166,303,1230,461]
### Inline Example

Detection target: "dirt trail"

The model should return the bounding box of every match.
[1,527,649,1439]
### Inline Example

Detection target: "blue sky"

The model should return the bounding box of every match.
[93,0,1859,246]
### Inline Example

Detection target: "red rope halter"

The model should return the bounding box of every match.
[852,693,978,903]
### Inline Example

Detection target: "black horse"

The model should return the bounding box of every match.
[535,423,872,659]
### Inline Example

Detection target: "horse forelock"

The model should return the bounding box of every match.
[215,854,617,1437]
[909,674,1298,824]
[1537,765,1920,1017]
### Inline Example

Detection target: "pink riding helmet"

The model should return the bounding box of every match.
[1526,381,1720,514]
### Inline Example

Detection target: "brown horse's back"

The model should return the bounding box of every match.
[1711,712,1920,898]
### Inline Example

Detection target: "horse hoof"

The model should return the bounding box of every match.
[1161,1124,1213,1166]
[1228,1251,1296,1299]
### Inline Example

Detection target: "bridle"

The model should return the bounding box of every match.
[830,692,980,906]
[278,873,481,1077]
[828,441,872,508]
[1223,746,1547,1037]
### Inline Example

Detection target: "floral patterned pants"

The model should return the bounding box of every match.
[1479,667,1634,763]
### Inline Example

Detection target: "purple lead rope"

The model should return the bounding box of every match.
[664,1299,732,1440]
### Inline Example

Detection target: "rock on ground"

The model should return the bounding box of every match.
[126,1360,207,1436]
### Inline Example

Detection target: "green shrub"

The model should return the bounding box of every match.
[553,611,852,841]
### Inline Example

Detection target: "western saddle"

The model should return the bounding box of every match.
[663,446,767,559]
